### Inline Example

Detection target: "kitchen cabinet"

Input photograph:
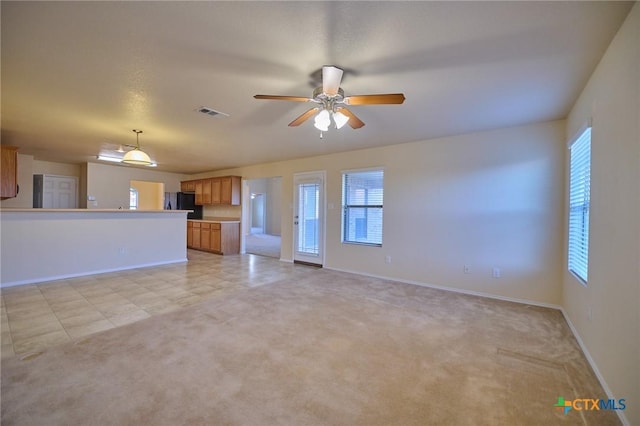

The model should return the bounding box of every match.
[195,179,212,205]
[211,224,222,252]
[220,176,241,205]
[211,178,221,204]
[191,221,201,249]
[186,219,239,255]
[202,179,213,205]
[1,146,18,199]
[200,223,212,250]
[181,180,196,192]
[183,176,241,206]
[187,220,194,247]
[194,181,203,205]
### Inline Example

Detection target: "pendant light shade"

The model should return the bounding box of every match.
[122,129,152,166]
[122,149,152,165]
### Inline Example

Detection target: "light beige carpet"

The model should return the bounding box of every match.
[1,269,619,425]
[245,233,281,259]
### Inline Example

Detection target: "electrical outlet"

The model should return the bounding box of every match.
[385,256,392,264]
[463,265,470,274]
[118,247,127,255]
[587,306,593,322]
[492,267,501,278]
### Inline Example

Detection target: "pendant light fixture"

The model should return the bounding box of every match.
[122,129,152,166]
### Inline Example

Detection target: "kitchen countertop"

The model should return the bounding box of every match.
[188,217,241,223]
[0,208,191,213]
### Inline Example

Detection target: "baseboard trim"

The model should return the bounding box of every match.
[323,266,562,310]
[560,309,630,426]
[0,258,189,288]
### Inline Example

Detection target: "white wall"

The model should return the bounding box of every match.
[33,159,81,177]
[199,120,566,306]
[86,162,185,209]
[564,4,639,425]
[1,210,188,286]
[1,157,186,210]
[266,177,282,236]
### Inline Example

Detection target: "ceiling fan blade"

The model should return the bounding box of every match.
[288,107,320,127]
[322,66,344,96]
[343,93,406,105]
[336,107,365,129]
[254,95,312,102]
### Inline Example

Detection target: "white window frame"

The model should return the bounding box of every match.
[567,125,591,285]
[341,168,384,247]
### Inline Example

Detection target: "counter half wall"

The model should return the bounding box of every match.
[1,209,190,287]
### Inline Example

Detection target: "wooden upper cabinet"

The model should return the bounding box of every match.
[201,178,212,205]
[1,146,18,199]
[221,176,241,205]
[194,180,203,205]
[181,180,196,192]
[211,178,222,204]
[182,175,241,206]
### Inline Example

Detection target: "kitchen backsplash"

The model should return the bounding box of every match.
[203,205,241,219]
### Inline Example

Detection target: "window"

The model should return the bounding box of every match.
[342,169,383,246]
[568,127,591,284]
[129,188,138,210]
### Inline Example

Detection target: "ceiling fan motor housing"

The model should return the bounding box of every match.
[313,87,344,102]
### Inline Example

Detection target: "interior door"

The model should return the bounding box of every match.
[293,171,325,266]
[43,176,78,208]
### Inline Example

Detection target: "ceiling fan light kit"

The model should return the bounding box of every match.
[254,65,405,134]
[333,110,349,129]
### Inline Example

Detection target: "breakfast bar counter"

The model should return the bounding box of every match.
[0,209,190,287]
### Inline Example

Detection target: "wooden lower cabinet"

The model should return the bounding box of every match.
[192,222,202,248]
[200,223,212,250]
[211,224,222,252]
[187,221,193,247]
[187,220,239,255]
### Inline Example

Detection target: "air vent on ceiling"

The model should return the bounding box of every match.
[197,106,229,117]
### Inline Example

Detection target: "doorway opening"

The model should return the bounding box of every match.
[129,180,164,210]
[244,177,282,259]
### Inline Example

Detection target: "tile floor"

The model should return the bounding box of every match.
[1,250,305,360]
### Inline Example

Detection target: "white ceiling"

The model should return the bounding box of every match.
[1,1,633,174]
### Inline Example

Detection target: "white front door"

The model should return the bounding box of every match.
[293,171,325,266]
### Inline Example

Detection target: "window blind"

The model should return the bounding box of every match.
[568,127,591,284]
[342,169,384,246]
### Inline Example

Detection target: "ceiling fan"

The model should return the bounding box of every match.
[254,66,405,131]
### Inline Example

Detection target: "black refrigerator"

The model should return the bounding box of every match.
[167,192,203,219]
